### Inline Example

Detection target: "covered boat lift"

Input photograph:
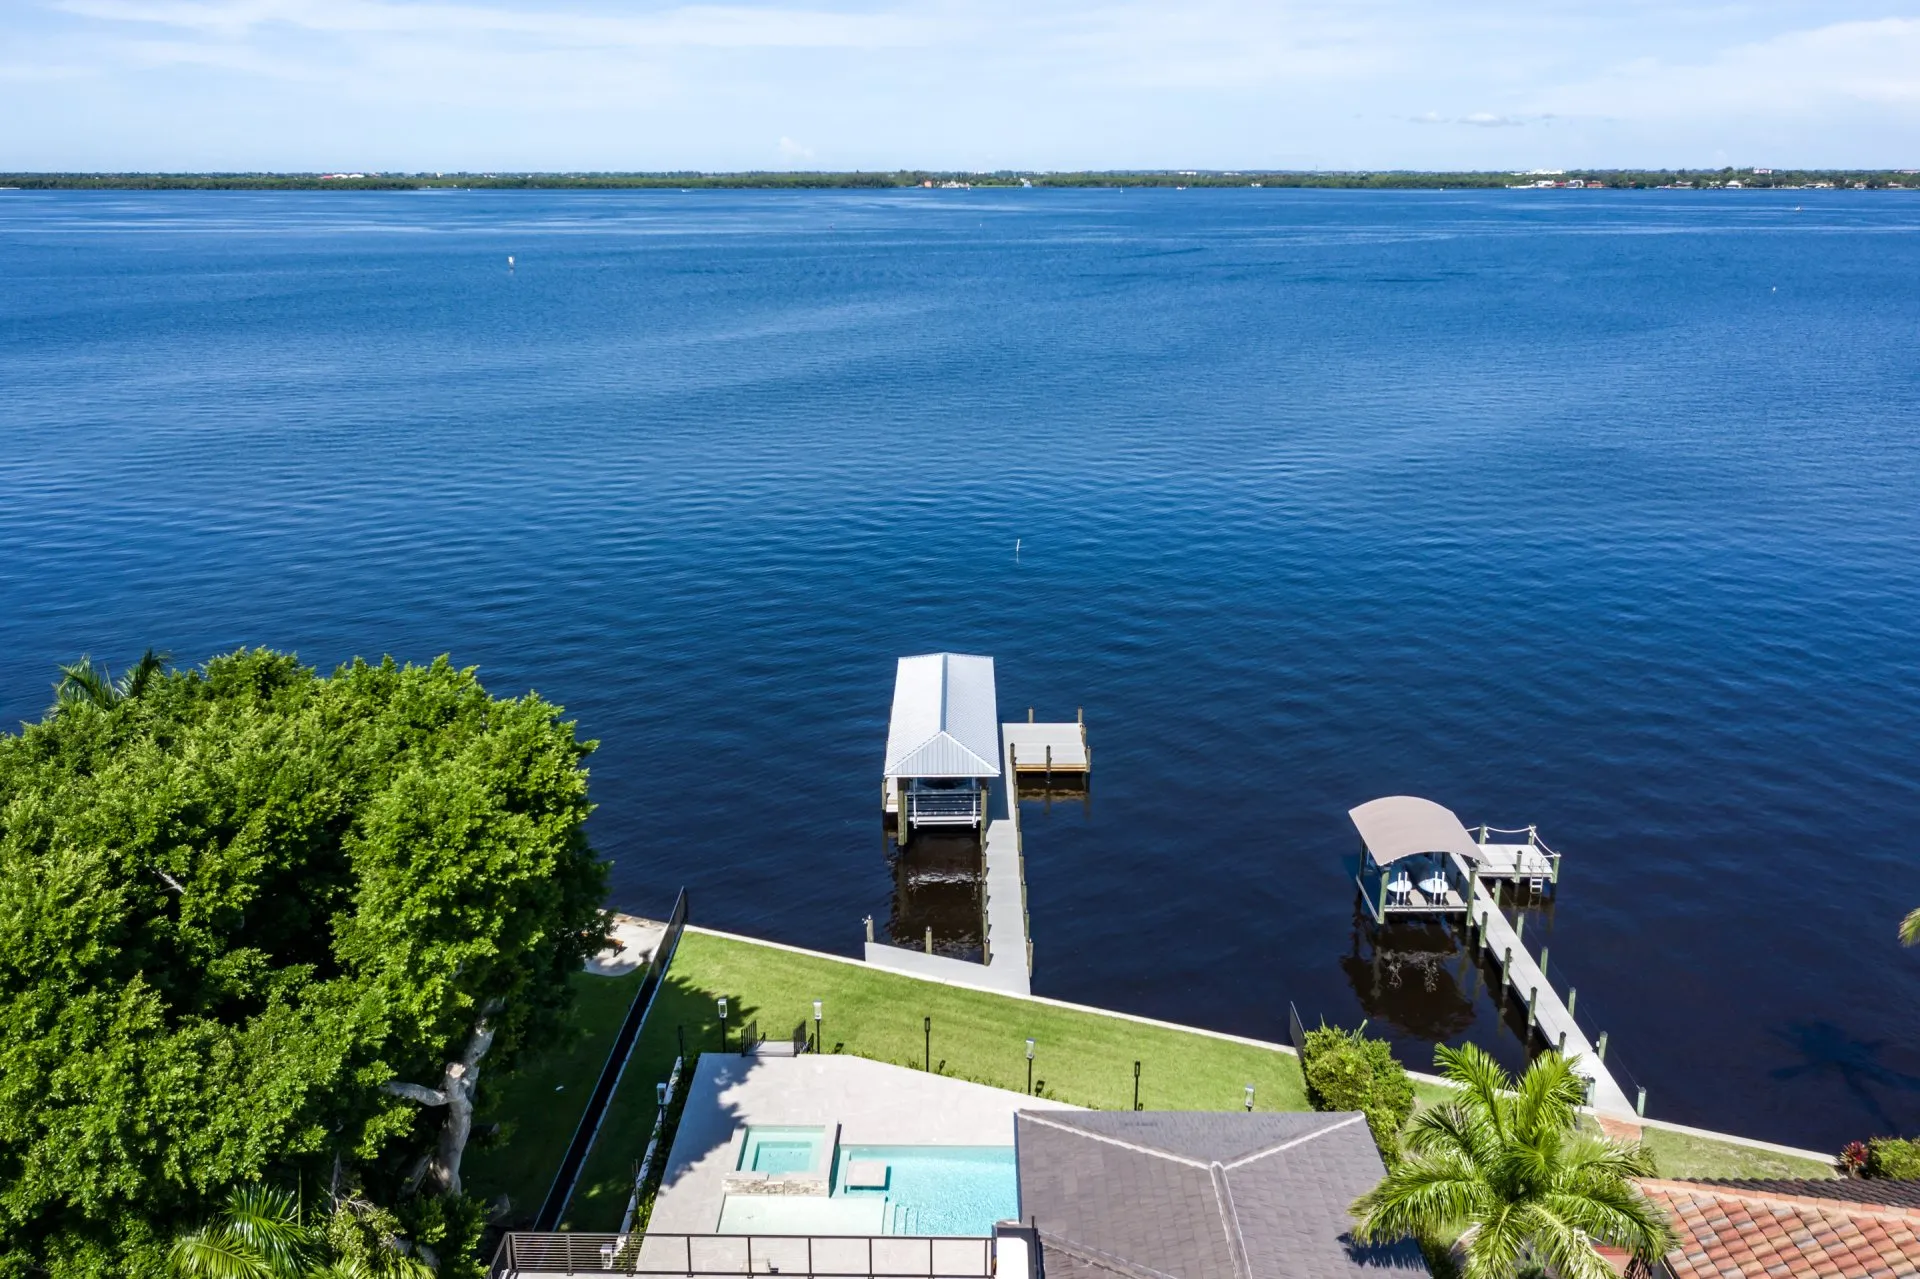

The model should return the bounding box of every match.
[1350,795,1563,920]
[882,653,1001,843]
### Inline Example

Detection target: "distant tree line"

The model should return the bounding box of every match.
[3,168,1916,191]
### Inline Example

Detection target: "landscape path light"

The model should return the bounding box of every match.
[1244,1084,1255,1112]
[1026,1038,1036,1095]
[924,1017,932,1072]
[813,999,823,1053]
[718,997,729,1053]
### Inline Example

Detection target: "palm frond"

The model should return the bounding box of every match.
[117,647,170,701]
[222,1186,318,1278]
[55,655,119,710]
[1351,1150,1489,1243]
[1510,1051,1583,1142]
[1901,906,1920,947]
[167,1228,272,1279]
[1513,1203,1623,1279]
[1542,1180,1677,1259]
[1434,1042,1515,1141]
[1457,1201,1528,1279]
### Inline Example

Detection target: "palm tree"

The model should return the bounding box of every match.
[169,1186,431,1279]
[1351,1044,1676,1279]
[54,647,169,710]
[170,1187,318,1279]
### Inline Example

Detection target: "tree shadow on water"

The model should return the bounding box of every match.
[1769,1021,1920,1134]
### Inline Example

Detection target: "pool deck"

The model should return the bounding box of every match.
[649,1054,1078,1235]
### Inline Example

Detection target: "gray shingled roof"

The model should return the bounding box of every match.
[1015,1110,1428,1279]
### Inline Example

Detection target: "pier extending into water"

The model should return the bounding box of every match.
[868,653,1090,997]
[1349,796,1639,1120]
[867,719,1089,997]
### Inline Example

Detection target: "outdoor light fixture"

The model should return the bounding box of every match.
[924,1016,932,1071]
[1244,1084,1255,1112]
[656,1082,667,1109]
[1026,1038,1036,1095]
[718,997,729,1052]
[1134,1060,1142,1111]
[813,999,823,1052]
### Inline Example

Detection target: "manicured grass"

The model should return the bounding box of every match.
[563,929,1313,1229]
[463,966,648,1226]
[1639,1125,1836,1181]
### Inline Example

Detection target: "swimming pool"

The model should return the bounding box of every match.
[832,1145,1017,1237]
[738,1125,826,1175]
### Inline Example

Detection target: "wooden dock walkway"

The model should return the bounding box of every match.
[1002,715,1089,777]
[1449,850,1637,1118]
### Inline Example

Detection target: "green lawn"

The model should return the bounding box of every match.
[1639,1124,1836,1180]
[562,928,1314,1229]
[462,966,648,1226]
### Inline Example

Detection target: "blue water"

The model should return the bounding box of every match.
[834,1145,1016,1236]
[5,188,1920,1152]
[739,1126,824,1176]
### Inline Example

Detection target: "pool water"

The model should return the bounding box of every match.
[833,1145,1017,1237]
[739,1125,824,1175]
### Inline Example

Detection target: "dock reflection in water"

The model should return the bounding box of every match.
[884,829,985,962]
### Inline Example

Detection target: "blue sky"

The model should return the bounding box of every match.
[4,0,1918,171]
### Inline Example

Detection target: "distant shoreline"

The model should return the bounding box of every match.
[3,168,1916,192]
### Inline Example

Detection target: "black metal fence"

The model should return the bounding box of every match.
[489,1231,994,1277]
[534,889,689,1231]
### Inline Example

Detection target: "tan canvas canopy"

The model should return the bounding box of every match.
[1348,795,1480,864]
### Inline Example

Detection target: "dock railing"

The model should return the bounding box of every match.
[489,1232,994,1277]
[1470,825,1563,886]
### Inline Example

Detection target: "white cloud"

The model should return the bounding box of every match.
[1544,17,1920,121]
[778,135,813,158]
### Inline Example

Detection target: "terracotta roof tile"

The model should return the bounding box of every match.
[1641,1179,1920,1279]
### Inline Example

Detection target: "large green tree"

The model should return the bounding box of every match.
[0,649,608,1276]
[1350,1044,1675,1279]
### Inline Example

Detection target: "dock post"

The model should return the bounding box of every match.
[1502,947,1512,986]
[1596,1031,1608,1062]
[1539,947,1549,980]
[1515,913,1525,944]
[1557,1030,1566,1054]
[1045,745,1052,779]
[1527,986,1538,1029]
[1636,1087,1647,1117]
[864,915,874,943]
[1567,987,1577,1020]
[1374,869,1387,925]
[924,926,933,955]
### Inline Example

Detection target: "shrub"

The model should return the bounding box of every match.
[1300,1021,1415,1151]
[1866,1137,1920,1179]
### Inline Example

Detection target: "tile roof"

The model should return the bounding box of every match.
[1015,1110,1428,1279]
[1640,1177,1920,1278]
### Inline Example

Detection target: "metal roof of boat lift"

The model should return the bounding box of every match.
[1348,795,1482,864]
[882,653,1003,780]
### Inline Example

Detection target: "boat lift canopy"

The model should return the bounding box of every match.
[883,653,1002,780]
[1348,795,1481,865]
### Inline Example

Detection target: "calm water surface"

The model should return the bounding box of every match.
[5,188,1919,1151]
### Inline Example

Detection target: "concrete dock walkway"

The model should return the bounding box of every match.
[1451,850,1636,1118]
[865,735,1033,996]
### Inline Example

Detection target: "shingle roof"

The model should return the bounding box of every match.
[1640,1177,1920,1278]
[1015,1110,1428,1279]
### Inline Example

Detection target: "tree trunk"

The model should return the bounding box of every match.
[384,1005,501,1197]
